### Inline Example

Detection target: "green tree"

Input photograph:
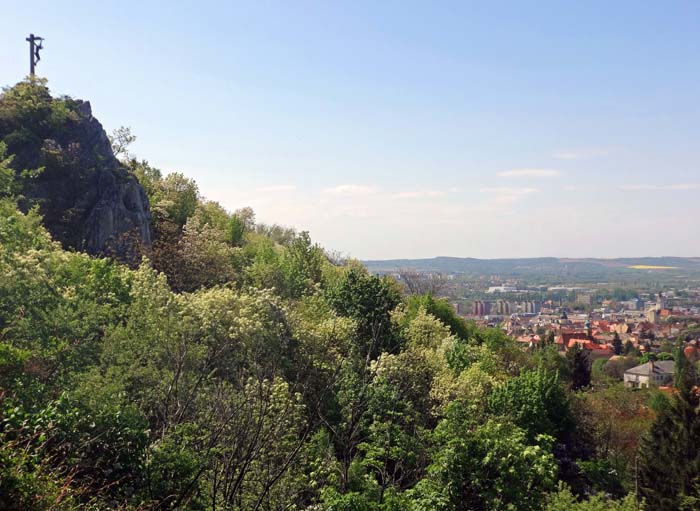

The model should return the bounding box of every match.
[279,231,325,298]
[545,483,637,511]
[567,343,591,390]
[0,140,42,200]
[542,330,556,347]
[572,384,655,493]
[403,294,477,341]
[488,368,574,443]
[108,125,136,159]
[127,158,162,201]
[0,142,16,197]
[155,172,199,227]
[325,268,401,358]
[612,332,623,355]
[226,213,246,246]
[412,418,557,511]
[674,338,698,397]
[356,377,426,502]
[0,78,78,146]
[175,211,243,290]
[533,343,571,380]
[637,343,700,510]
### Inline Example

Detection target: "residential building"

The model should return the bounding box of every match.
[624,360,674,389]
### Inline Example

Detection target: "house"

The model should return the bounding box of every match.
[624,360,674,389]
[610,322,632,334]
[556,331,595,352]
[566,338,614,359]
[516,333,540,348]
[593,320,611,332]
[633,321,656,336]
[684,341,700,363]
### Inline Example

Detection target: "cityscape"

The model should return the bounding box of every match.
[367,264,700,393]
[3,2,700,510]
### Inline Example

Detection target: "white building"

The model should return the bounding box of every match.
[624,360,674,389]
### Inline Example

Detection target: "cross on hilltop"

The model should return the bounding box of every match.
[26,33,44,76]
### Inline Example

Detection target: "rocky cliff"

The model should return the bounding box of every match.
[0,80,151,260]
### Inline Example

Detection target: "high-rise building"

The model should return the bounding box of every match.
[473,300,494,316]
[646,308,659,324]
[494,300,511,315]
[520,301,541,314]
[657,292,667,310]
[575,292,592,306]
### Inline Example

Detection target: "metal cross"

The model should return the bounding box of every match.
[26,33,45,76]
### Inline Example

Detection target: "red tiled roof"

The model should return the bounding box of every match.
[559,332,595,344]
[566,339,612,352]
[594,320,611,331]
[684,346,700,362]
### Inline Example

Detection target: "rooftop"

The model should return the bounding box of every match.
[625,360,675,377]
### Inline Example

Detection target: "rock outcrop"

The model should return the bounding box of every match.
[0,82,152,260]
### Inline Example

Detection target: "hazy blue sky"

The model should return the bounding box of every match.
[3,1,699,259]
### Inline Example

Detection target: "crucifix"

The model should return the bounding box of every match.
[26,33,45,76]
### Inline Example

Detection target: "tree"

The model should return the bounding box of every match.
[325,268,401,358]
[402,294,476,342]
[374,349,436,428]
[226,214,246,246]
[175,212,242,290]
[108,126,136,159]
[356,377,426,502]
[572,384,655,493]
[412,418,557,511]
[0,142,17,198]
[612,332,623,355]
[533,343,571,380]
[194,200,231,232]
[234,206,256,231]
[488,368,574,443]
[674,338,698,398]
[279,231,325,298]
[254,222,296,246]
[0,78,78,143]
[155,172,199,227]
[126,157,163,204]
[600,356,639,381]
[567,343,591,390]
[637,342,700,510]
[545,483,637,511]
[545,330,556,346]
[397,268,448,296]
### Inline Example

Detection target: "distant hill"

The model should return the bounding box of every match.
[362,256,700,282]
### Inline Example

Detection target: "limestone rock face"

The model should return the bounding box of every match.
[1,93,152,260]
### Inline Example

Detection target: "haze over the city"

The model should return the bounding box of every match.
[3,0,699,259]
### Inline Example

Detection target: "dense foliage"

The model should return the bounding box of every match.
[1,80,697,510]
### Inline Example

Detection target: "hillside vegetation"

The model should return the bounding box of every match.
[1,79,699,511]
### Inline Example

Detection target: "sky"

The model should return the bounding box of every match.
[2,1,700,259]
